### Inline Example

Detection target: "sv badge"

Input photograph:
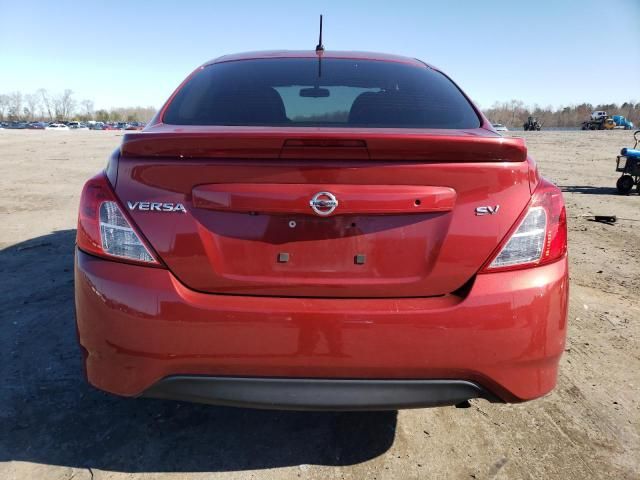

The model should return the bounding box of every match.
[475,205,500,216]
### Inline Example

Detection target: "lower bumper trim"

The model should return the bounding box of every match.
[141,376,500,411]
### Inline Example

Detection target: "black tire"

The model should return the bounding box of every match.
[616,175,634,195]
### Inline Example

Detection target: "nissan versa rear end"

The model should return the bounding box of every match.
[74,51,568,410]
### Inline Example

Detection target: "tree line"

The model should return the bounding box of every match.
[483,100,640,128]
[1,89,638,128]
[0,90,156,123]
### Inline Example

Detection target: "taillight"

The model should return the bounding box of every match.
[77,173,161,266]
[481,179,567,273]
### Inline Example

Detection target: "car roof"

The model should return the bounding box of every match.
[205,50,436,70]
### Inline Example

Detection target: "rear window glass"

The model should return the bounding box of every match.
[163,58,480,129]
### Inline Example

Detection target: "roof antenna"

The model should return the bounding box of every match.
[315,15,324,53]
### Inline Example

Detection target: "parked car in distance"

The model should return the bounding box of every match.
[492,123,508,132]
[28,122,48,129]
[68,121,89,130]
[75,50,569,411]
[7,121,29,129]
[45,123,69,130]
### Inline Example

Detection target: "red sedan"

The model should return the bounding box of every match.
[75,51,568,410]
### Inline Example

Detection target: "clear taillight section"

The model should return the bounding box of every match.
[77,173,160,266]
[99,202,155,263]
[489,207,547,268]
[481,179,567,273]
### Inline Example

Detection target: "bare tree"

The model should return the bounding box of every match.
[108,106,156,123]
[95,109,109,122]
[8,91,24,120]
[80,99,94,119]
[506,99,525,126]
[39,88,78,121]
[61,89,76,120]
[0,94,9,120]
[109,110,123,122]
[38,88,54,121]
[24,93,40,121]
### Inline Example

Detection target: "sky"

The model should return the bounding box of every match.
[1,0,638,111]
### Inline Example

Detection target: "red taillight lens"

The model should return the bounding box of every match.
[77,173,161,266]
[481,179,567,273]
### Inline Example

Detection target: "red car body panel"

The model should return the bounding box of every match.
[74,51,568,408]
[190,183,457,215]
[206,50,432,67]
[75,250,568,402]
[121,126,526,160]
[114,149,533,298]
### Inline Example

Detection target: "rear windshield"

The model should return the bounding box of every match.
[163,58,481,129]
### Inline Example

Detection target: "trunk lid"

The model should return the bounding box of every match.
[115,127,531,298]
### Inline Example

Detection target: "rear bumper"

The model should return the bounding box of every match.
[143,377,497,411]
[75,249,568,407]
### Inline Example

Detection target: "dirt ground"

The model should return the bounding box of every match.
[1,130,638,480]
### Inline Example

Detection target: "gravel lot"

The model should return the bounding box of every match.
[1,130,638,479]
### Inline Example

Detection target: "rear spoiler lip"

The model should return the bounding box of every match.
[122,126,527,162]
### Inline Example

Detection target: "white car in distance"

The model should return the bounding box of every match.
[45,123,70,130]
